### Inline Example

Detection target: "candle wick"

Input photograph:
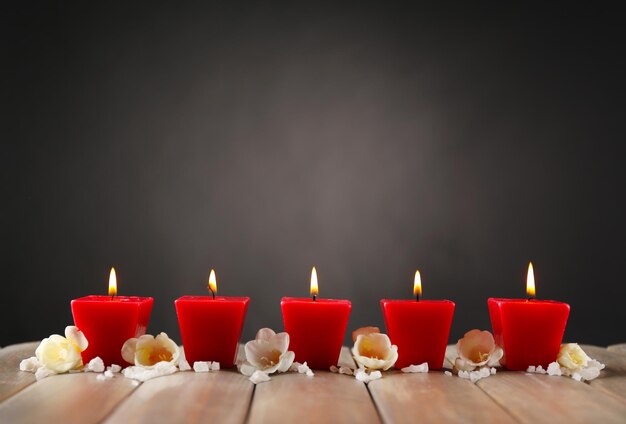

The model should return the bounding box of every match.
[416,294,420,302]
[527,295,535,301]
[209,288,215,300]
[313,294,316,302]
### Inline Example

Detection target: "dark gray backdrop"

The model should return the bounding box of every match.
[3,3,624,347]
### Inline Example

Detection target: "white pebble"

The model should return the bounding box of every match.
[249,370,271,384]
[107,364,122,373]
[401,362,429,373]
[339,366,354,376]
[526,366,536,373]
[193,361,210,373]
[122,362,178,382]
[547,362,562,376]
[86,357,105,373]
[444,371,453,377]
[96,374,107,381]
[19,357,40,372]
[306,370,315,377]
[490,367,497,375]
[297,362,312,374]
[355,369,381,383]
[104,370,114,378]
[210,362,220,371]
[35,367,56,380]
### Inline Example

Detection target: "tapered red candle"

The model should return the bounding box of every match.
[71,268,154,366]
[175,269,250,367]
[282,267,351,369]
[381,270,455,369]
[488,262,570,370]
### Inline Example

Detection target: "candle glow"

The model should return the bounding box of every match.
[413,270,422,298]
[208,269,217,295]
[310,267,319,298]
[108,268,117,297]
[526,262,535,298]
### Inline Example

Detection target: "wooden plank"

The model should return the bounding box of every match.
[0,373,138,424]
[607,343,626,356]
[248,347,380,424]
[368,371,517,423]
[477,372,626,424]
[103,371,253,424]
[580,344,626,401]
[0,342,38,402]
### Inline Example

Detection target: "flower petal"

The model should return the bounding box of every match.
[65,326,88,352]
[277,350,295,373]
[122,338,139,364]
[351,326,380,343]
[270,332,290,355]
[255,328,277,342]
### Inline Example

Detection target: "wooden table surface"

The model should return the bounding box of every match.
[1,342,625,423]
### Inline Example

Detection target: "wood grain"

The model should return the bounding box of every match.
[0,342,38,402]
[104,371,253,424]
[477,371,626,424]
[368,371,517,423]
[0,373,138,424]
[248,347,380,424]
[580,344,626,401]
[607,344,626,356]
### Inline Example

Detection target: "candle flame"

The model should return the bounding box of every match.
[108,267,117,297]
[526,262,535,298]
[310,266,319,297]
[413,270,422,297]
[208,269,217,295]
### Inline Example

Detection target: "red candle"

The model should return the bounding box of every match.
[281,267,351,369]
[381,270,455,369]
[71,268,154,366]
[488,262,570,370]
[175,269,250,367]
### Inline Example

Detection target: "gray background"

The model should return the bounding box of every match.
[3,3,624,347]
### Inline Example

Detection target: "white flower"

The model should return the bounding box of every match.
[244,328,295,375]
[454,329,503,371]
[352,331,398,371]
[557,343,590,370]
[121,333,180,368]
[35,326,88,373]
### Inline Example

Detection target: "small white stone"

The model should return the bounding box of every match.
[490,367,497,375]
[249,370,271,384]
[96,374,107,381]
[193,361,210,373]
[290,361,302,372]
[535,365,546,374]
[107,364,122,373]
[210,362,220,371]
[526,366,536,373]
[122,362,178,382]
[306,370,314,377]
[444,371,453,377]
[355,369,381,383]
[297,362,311,374]
[571,372,583,382]
[178,358,191,371]
[401,362,429,373]
[86,357,105,373]
[339,366,354,376]
[35,367,56,380]
[579,366,600,381]
[104,370,114,378]
[547,362,562,376]
[330,365,339,373]
[19,357,40,372]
